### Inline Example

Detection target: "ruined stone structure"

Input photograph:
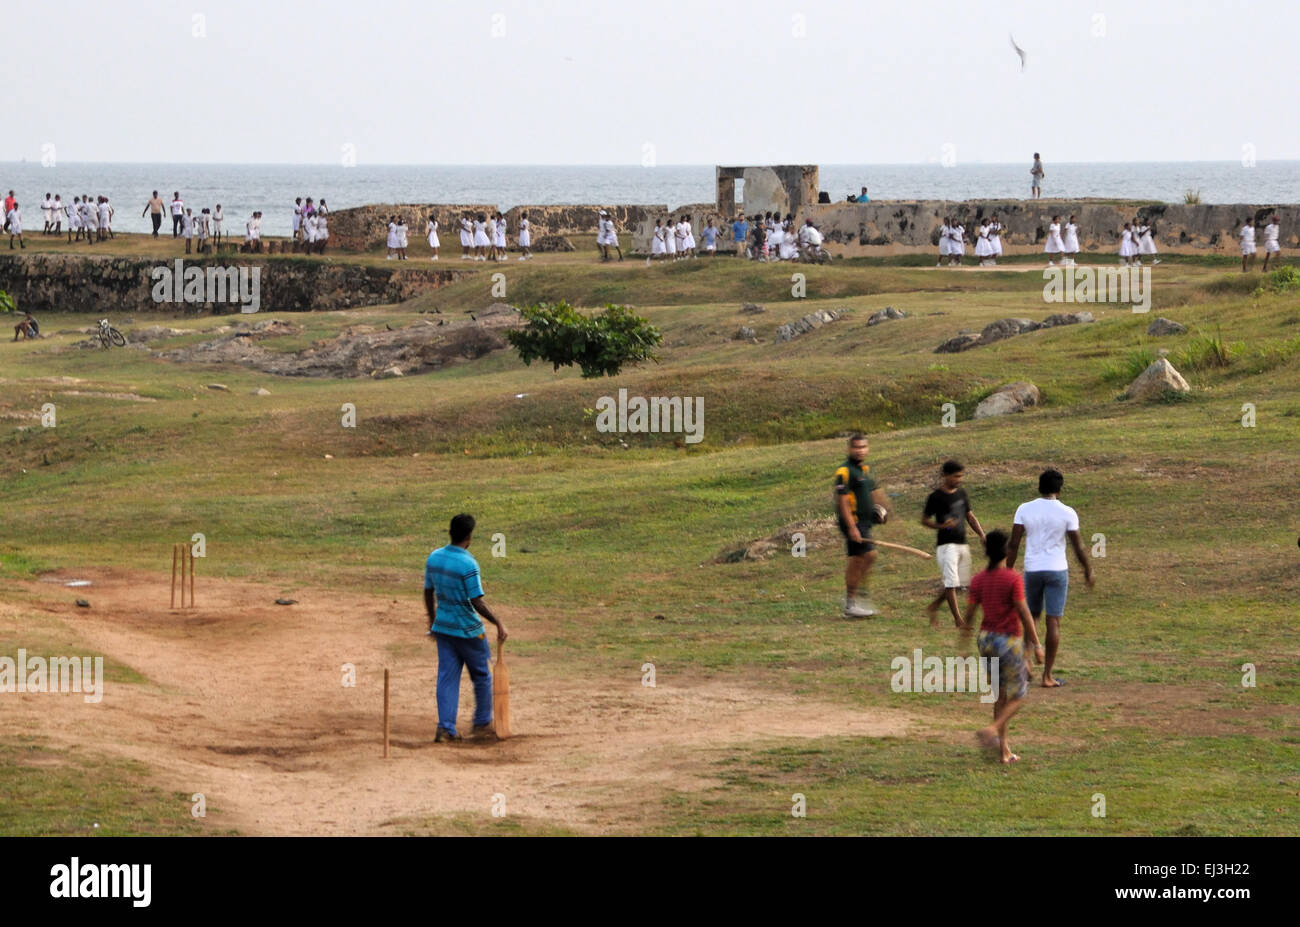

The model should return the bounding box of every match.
[715,165,819,218]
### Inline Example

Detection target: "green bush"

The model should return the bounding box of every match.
[0,291,15,314]
[506,301,663,379]
[1177,330,1235,371]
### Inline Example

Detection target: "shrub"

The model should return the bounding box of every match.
[1177,330,1235,371]
[1183,189,1202,205]
[0,291,15,314]
[506,301,663,379]
[1101,347,1159,383]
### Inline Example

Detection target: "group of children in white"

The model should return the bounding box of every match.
[938,216,1008,267]
[738,213,826,262]
[290,198,330,254]
[8,192,118,248]
[386,211,535,263]
[648,214,701,261]
[1239,213,1283,272]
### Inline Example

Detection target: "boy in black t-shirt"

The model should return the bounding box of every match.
[921,460,985,627]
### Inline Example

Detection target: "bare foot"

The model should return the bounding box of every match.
[1002,753,1021,764]
[1041,676,1065,688]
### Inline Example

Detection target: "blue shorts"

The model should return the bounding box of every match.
[1024,570,1069,617]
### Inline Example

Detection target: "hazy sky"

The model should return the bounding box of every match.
[4,0,1296,165]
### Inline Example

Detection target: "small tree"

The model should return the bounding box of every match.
[506,301,662,379]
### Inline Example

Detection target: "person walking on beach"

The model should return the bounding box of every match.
[923,460,986,627]
[1239,217,1257,272]
[963,530,1045,764]
[170,192,184,237]
[1030,153,1044,199]
[1005,468,1094,688]
[425,513,508,743]
[143,191,165,237]
[1262,214,1281,271]
[834,433,890,619]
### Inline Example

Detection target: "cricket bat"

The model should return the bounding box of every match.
[493,640,511,740]
[872,539,933,559]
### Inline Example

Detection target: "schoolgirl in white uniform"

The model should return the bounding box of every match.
[292,199,303,240]
[682,217,696,257]
[473,213,490,260]
[517,212,532,260]
[1118,223,1137,264]
[937,219,951,266]
[1061,215,1079,265]
[396,218,409,260]
[650,219,666,259]
[6,203,22,248]
[664,217,676,259]
[1137,220,1158,264]
[975,221,993,265]
[948,222,965,265]
[426,215,440,260]
[1239,218,1256,272]
[493,213,507,260]
[1044,216,1065,265]
[1262,214,1281,271]
[386,217,398,259]
[212,205,223,245]
[459,214,472,258]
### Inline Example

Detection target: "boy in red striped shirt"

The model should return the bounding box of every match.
[962,530,1045,764]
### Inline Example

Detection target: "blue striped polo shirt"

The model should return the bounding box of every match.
[425,544,486,638]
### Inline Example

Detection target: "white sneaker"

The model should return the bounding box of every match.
[843,598,874,619]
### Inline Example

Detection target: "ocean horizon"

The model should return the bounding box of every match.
[4,160,1297,238]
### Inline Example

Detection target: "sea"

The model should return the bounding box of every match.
[3,161,1297,238]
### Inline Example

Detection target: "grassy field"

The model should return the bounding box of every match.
[1,241,1298,835]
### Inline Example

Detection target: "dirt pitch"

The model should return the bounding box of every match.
[7,568,912,835]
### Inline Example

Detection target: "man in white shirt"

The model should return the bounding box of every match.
[171,192,185,237]
[1006,468,1094,688]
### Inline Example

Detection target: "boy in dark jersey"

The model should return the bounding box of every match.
[921,460,985,627]
[834,433,889,618]
[962,531,1045,764]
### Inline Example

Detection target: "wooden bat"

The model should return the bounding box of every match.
[493,640,511,740]
[872,540,933,559]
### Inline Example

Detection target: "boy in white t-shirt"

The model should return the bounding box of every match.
[1262,214,1281,272]
[1006,468,1095,688]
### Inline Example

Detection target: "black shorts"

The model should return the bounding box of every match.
[838,519,875,556]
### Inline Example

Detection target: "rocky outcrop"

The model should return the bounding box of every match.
[157,314,518,378]
[0,253,460,314]
[1125,358,1191,400]
[935,311,1093,352]
[775,308,847,342]
[974,382,1041,418]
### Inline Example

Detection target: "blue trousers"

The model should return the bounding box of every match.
[434,632,492,736]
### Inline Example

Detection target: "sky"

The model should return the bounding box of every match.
[2,0,1296,166]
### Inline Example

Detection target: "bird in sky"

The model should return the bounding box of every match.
[1009,33,1027,71]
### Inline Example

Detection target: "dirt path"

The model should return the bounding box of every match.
[6,568,911,835]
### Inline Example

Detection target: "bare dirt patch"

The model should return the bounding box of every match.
[5,567,912,835]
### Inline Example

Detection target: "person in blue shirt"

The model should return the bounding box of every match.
[731,215,749,258]
[424,513,508,742]
[858,186,870,203]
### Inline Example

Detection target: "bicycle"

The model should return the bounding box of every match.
[95,318,126,348]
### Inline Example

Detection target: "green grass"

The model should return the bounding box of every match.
[2,245,1298,834]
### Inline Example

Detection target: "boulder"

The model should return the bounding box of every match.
[375,366,405,379]
[1147,317,1187,336]
[739,303,767,314]
[973,382,1042,418]
[1125,358,1191,401]
[867,306,906,326]
[934,332,983,354]
[252,387,271,396]
[206,383,229,391]
[732,326,758,343]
